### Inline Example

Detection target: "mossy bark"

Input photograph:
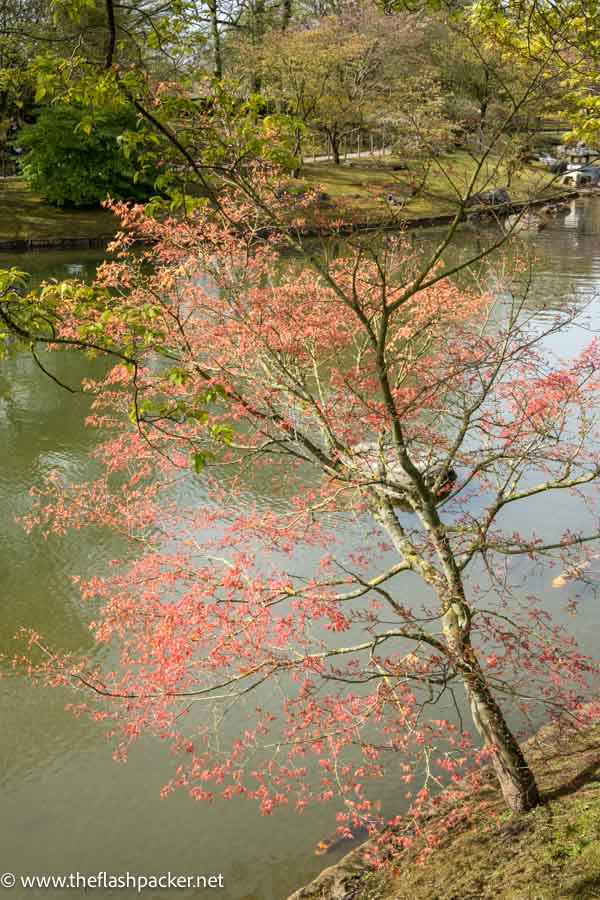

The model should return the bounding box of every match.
[463,656,540,812]
[443,601,540,813]
[375,492,541,815]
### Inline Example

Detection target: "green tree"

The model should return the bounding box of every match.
[469,0,600,145]
[17,104,156,206]
[251,6,442,165]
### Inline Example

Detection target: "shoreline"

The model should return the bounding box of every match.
[0,191,581,253]
[286,713,600,900]
[0,234,115,253]
[294,190,581,239]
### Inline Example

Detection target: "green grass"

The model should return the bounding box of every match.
[293,723,600,900]
[0,150,568,244]
[301,150,567,224]
[0,178,117,242]
[381,724,600,900]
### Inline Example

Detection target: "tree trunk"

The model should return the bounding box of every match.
[476,71,489,152]
[440,597,539,812]
[443,600,540,813]
[462,655,540,812]
[281,0,292,30]
[250,0,266,91]
[372,495,540,814]
[330,134,340,165]
[291,128,302,178]
[104,0,116,68]
[207,0,222,79]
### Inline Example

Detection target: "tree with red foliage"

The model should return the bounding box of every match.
[3,184,600,853]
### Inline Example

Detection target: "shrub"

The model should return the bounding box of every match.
[16,105,156,207]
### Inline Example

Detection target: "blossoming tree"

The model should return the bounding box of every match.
[2,185,600,848]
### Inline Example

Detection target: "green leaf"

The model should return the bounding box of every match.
[210,423,234,445]
[191,451,208,473]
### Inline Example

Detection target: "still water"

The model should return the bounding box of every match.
[1,200,600,899]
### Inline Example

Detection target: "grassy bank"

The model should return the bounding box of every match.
[0,178,117,245]
[0,151,569,248]
[290,721,600,900]
[301,150,565,224]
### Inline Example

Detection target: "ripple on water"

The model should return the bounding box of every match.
[2,205,600,899]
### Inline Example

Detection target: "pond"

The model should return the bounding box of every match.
[1,199,600,899]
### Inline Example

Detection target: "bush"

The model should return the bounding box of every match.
[16,105,156,207]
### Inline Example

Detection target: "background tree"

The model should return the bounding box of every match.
[251,18,378,163]
[246,5,438,164]
[0,0,570,210]
[415,0,600,147]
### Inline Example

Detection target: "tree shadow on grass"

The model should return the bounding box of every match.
[543,757,600,803]
[562,873,600,899]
